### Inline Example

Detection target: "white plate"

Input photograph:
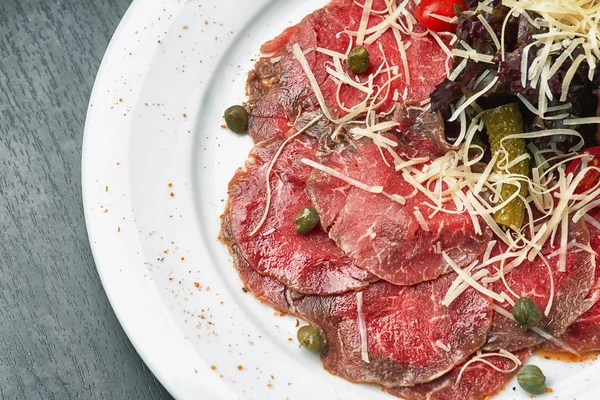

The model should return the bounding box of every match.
[82,0,600,399]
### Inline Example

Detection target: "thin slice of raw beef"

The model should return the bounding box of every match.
[388,349,531,400]
[224,135,374,295]
[484,216,596,351]
[246,0,450,144]
[307,131,491,286]
[541,300,600,355]
[220,211,291,314]
[541,208,600,354]
[291,273,493,387]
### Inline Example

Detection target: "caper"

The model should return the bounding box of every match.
[224,105,248,133]
[512,297,541,331]
[294,206,320,234]
[297,325,323,352]
[346,46,370,74]
[517,365,547,395]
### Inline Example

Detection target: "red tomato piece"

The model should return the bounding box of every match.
[415,0,466,32]
[566,147,600,194]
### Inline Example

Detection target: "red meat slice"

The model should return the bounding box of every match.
[307,133,491,286]
[246,0,450,144]
[388,349,531,400]
[541,208,600,354]
[542,300,600,355]
[291,273,493,387]
[484,216,596,351]
[223,135,374,295]
[220,212,291,314]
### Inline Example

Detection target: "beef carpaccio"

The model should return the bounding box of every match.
[220,0,600,398]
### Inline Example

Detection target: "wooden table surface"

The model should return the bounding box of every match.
[0,0,171,398]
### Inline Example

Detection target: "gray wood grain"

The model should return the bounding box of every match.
[0,0,172,398]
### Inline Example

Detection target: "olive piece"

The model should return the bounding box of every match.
[224,105,248,133]
[297,325,323,352]
[517,365,547,395]
[346,46,370,74]
[512,297,541,331]
[294,206,320,234]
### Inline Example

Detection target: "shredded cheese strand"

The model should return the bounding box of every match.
[356,292,370,363]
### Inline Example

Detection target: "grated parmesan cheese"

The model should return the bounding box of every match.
[356,292,370,363]
[442,252,505,303]
[477,13,501,49]
[455,349,521,386]
[301,158,384,194]
[435,340,451,352]
[413,207,430,231]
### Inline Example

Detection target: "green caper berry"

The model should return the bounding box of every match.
[294,206,320,234]
[346,46,370,74]
[512,297,541,331]
[517,365,547,395]
[224,105,248,133]
[297,325,323,352]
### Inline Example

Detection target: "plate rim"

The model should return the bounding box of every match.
[81,1,195,398]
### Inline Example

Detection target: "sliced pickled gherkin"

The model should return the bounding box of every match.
[483,103,528,230]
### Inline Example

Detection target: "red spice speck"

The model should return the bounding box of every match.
[237,365,243,370]
[170,192,174,197]
[183,113,187,118]
[194,282,200,288]
[211,365,217,370]
[158,39,161,43]
[181,257,185,261]
[168,182,173,187]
